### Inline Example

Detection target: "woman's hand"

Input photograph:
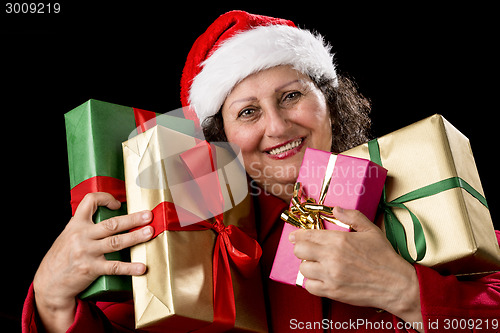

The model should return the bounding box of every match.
[33,192,154,333]
[290,207,424,330]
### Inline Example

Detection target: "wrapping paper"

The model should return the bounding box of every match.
[64,99,194,299]
[270,149,387,286]
[343,114,500,275]
[123,125,267,332]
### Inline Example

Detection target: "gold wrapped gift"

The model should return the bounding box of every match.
[122,125,267,332]
[343,114,500,276]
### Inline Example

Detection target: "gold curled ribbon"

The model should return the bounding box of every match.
[280,182,350,230]
[280,181,350,287]
[279,154,351,287]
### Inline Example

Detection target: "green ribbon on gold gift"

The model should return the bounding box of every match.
[367,139,489,263]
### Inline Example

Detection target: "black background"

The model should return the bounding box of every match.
[1,3,497,331]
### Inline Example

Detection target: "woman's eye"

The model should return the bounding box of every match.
[283,91,302,102]
[237,108,255,118]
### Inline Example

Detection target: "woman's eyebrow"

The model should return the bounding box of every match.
[229,96,258,109]
[274,79,302,92]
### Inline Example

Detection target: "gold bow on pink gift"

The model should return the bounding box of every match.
[280,153,350,231]
[280,182,350,230]
[279,153,351,287]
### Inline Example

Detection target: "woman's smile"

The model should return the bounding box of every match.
[264,136,306,159]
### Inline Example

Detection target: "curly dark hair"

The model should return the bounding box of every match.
[201,73,372,153]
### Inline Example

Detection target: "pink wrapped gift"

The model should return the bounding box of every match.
[269,148,387,287]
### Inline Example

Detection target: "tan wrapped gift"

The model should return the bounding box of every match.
[343,114,500,276]
[123,125,267,332]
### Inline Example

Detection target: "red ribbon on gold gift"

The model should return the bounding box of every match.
[146,201,261,331]
[143,140,262,331]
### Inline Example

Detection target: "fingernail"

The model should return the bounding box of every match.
[134,263,147,275]
[142,211,152,222]
[335,206,344,214]
[143,226,153,236]
[289,231,296,244]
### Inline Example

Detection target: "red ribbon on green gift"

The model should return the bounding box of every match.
[142,140,262,332]
[69,108,157,214]
[70,176,127,215]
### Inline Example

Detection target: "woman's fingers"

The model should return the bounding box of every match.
[293,236,324,261]
[73,192,121,221]
[302,278,326,297]
[95,225,154,254]
[331,207,376,232]
[299,259,323,280]
[96,259,147,276]
[33,190,155,331]
[90,210,153,240]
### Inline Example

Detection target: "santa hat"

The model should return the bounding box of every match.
[180,10,338,127]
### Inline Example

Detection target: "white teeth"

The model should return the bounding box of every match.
[268,139,303,155]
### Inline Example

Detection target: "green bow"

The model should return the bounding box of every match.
[367,139,488,263]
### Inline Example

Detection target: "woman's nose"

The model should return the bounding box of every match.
[264,105,291,138]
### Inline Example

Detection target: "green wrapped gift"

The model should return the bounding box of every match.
[64,99,195,300]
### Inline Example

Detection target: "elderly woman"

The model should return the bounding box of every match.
[23,10,500,333]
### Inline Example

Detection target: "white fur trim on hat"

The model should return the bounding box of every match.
[189,24,338,125]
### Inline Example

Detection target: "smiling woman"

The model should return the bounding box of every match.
[23,9,500,333]
[221,66,332,201]
[177,11,499,333]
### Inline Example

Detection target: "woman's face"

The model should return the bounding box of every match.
[222,65,333,201]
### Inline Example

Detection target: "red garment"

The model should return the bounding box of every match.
[23,191,500,332]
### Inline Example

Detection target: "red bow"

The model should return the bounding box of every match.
[147,140,262,331]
